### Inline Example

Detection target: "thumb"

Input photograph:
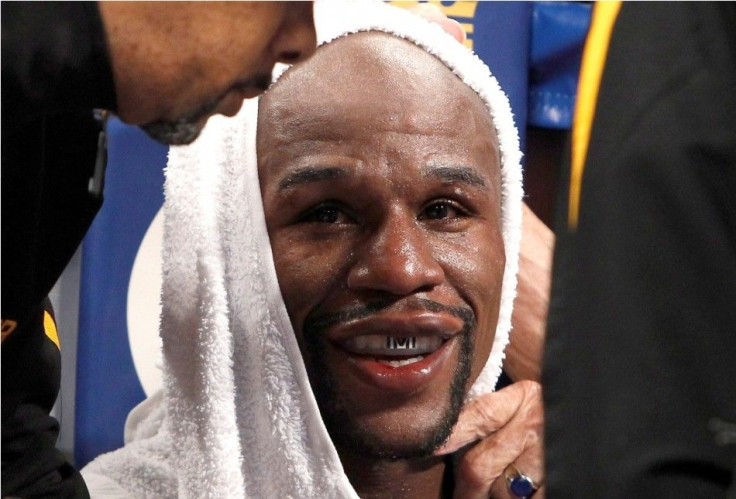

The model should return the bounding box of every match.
[434,381,528,455]
[406,3,467,44]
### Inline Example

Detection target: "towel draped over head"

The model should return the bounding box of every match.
[81,1,523,497]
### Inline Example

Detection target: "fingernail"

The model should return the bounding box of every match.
[448,19,467,43]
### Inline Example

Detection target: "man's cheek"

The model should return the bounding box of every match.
[273,245,333,316]
[272,242,312,311]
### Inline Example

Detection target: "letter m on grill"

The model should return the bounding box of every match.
[388,337,416,349]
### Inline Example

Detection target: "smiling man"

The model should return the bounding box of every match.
[259,29,506,468]
[253,30,542,498]
[82,4,542,498]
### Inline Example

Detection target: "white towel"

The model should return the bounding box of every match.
[82,1,523,497]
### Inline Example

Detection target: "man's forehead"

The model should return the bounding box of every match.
[260,32,494,132]
[257,31,500,184]
[266,32,456,94]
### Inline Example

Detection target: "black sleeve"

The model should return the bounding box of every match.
[1,3,114,497]
[2,2,115,325]
[2,299,90,498]
[544,3,736,497]
[1,1,116,125]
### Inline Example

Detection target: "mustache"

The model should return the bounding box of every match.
[140,73,273,145]
[193,72,273,121]
[233,73,273,93]
[302,298,476,338]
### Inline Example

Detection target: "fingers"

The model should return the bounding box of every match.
[442,381,545,498]
[406,3,467,44]
[454,432,544,499]
[491,465,546,499]
[435,380,538,455]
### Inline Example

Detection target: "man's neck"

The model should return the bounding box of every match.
[339,449,452,499]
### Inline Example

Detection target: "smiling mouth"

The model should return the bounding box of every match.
[332,332,458,394]
[341,334,449,368]
[303,298,474,392]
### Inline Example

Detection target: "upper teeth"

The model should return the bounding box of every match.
[343,335,443,356]
[387,336,416,349]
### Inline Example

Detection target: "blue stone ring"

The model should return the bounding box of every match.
[503,464,539,498]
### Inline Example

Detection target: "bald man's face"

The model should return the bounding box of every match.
[258,33,504,459]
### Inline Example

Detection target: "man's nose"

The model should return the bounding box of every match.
[347,216,445,296]
[270,2,317,64]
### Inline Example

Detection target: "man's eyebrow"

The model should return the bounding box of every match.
[278,166,348,190]
[423,166,488,189]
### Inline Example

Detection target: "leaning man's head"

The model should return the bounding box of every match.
[257,32,504,461]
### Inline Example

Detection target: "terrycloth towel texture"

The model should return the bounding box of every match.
[81,1,523,497]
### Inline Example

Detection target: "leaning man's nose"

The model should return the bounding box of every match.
[271,2,317,64]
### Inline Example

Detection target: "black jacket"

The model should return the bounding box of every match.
[2,2,115,496]
[544,3,736,497]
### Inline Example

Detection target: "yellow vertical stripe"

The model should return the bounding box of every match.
[569,1,622,230]
[44,311,60,350]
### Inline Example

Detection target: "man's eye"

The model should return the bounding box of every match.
[301,204,350,224]
[421,201,465,220]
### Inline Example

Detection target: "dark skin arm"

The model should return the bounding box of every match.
[506,204,554,382]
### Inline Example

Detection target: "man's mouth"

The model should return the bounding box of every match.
[301,298,475,393]
[322,310,466,392]
[341,334,448,368]
[231,73,273,99]
[335,332,457,393]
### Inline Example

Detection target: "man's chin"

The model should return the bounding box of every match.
[140,118,204,146]
[321,384,466,462]
[330,418,456,461]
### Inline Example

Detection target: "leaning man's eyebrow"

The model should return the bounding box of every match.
[423,166,488,189]
[278,166,348,190]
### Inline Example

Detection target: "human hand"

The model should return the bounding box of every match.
[435,380,545,498]
[406,3,467,44]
